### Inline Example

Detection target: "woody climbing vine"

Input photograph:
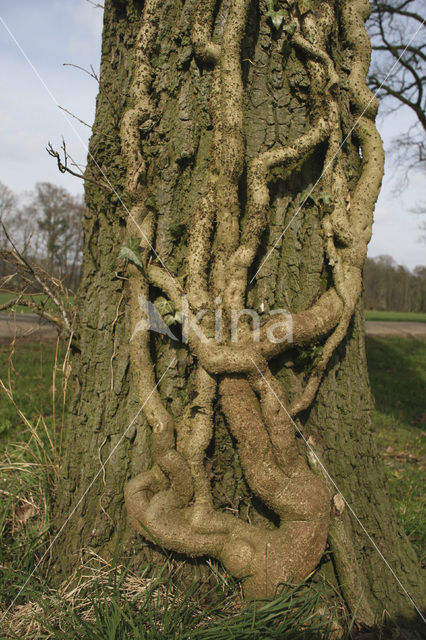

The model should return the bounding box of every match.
[120,0,384,600]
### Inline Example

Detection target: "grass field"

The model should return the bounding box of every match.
[365,310,426,322]
[0,337,424,637]
[0,292,73,314]
[0,342,65,445]
[366,336,425,563]
[0,292,46,313]
[2,292,426,323]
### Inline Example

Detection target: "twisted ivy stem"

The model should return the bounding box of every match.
[122,0,384,601]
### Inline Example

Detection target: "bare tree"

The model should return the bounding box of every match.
[0,181,83,328]
[364,255,426,310]
[0,182,16,249]
[367,0,426,172]
[0,182,18,282]
[19,182,84,289]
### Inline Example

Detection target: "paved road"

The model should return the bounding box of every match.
[0,313,59,342]
[365,320,426,338]
[1,313,426,342]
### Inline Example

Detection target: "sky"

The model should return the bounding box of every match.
[0,0,424,270]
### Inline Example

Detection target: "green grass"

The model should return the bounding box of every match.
[2,557,334,639]
[0,292,74,314]
[0,342,65,447]
[0,337,425,637]
[0,342,66,624]
[0,293,50,314]
[3,296,425,323]
[0,343,337,638]
[366,336,426,563]
[365,310,426,322]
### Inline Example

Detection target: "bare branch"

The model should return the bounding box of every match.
[46,139,112,191]
[367,0,426,171]
[0,222,74,337]
[58,105,92,130]
[63,62,119,122]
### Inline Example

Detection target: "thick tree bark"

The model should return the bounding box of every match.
[54,0,425,632]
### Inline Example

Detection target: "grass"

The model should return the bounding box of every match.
[0,292,74,315]
[0,341,66,447]
[0,340,66,630]
[2,294,425,323]
[365,310,426,322]
[0,293,52,314]
[2,554,334,639]
[366,336,426,564]
[0,341,338,638]
[0,337,424,637]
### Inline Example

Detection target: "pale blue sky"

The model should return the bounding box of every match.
[0,0,424,269]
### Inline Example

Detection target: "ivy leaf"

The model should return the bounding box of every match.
[272,11,285,29]
[174,310,183,324]
[154,296,174,316]
[118,237,143,267]
[283,19,297,36]
[163,314,176,327]
[267,9,285,30]
[298,0,312,13]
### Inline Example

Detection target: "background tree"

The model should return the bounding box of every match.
[364,254,426,311]
[0,182,84,293]
[0,182,16,250]
[47,0,425,633]
[367,0,426,172]
[22,182,84,289]
[0,182,17,283]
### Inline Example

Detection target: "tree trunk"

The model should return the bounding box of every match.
[54,0,425,632]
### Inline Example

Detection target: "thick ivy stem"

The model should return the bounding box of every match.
[122,0,384,602]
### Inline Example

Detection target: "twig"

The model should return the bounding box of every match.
[46,139,112,191]
[63,62,119,122]
[0,224,73,335]
[58,105,92,129]
[0,295,23,311]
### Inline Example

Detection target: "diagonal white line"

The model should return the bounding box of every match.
[250,357,425,623]
[0,357,177,625]
[250,16,426,284]
[0,14,175,282]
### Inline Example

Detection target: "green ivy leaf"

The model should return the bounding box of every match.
[283,19,297,36]
[154,296,174,316]
[118,237,143,268]
[174,310,183,325]
[271,11,284,29]
[298,0,312,13]
[163,314,176,327]
[266,8,287,30]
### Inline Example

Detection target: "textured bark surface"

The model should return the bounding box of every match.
[54,0,425,631]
